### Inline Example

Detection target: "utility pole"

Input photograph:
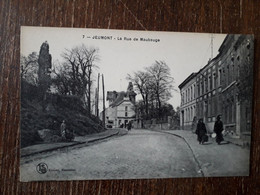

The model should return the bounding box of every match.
[210,34,215,60]
[96,73,100,117]
[94,88,97,115]
[102,74,106,128]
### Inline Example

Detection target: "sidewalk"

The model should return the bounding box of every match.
[157,129,250,177]
[163,130,250,148]
[21,129,120,157]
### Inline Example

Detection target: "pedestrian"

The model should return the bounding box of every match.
[191,116,197,133]
[195,118,207,144]
[214,115,224,145]
[60,120,66,139]
[127,121,132,131]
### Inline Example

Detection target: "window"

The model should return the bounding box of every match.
[218,69,222,86]
[125,106,128,117]
[190,87,192,100]
[197,83,200,96]
[188,88,190,102]
[204,78,207,93]
[193,84,196,99]
[201,81,204,94]
[108,120,114,124]
[213,73,216,89]
[209,75,212,91]
[191,107,193,121]
[208,99,211,117]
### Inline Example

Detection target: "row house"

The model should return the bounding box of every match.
[179,73,197,130]
[179,34,254,137]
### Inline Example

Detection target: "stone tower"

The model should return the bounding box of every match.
[126,82,136,104]
[38,41,52,105]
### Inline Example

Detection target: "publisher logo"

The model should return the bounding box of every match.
[36,163,48,174]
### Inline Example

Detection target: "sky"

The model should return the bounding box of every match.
[21,26,226,109]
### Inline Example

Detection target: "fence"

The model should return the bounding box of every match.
[133,117,180,130]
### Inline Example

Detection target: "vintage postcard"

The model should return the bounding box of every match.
[20,26,254,181]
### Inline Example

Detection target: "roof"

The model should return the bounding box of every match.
[111,98,134,108]
[178,72,197,89]
[110,91,126,107]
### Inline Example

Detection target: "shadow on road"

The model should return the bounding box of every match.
[201,142,213,145]
[219,141,230,145]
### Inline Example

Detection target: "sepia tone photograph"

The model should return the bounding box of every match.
[20,26,254,181]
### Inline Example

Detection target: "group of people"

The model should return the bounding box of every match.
[195,115,224,145]
[119,121,132,131]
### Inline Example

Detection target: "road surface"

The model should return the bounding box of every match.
[20,129,201,181]
[20,129,250,181]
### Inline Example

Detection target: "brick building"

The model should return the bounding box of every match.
[179,34,254,137]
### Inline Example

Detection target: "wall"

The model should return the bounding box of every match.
[179,74,197,130]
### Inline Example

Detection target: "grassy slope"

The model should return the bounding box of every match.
[21,81,105,148]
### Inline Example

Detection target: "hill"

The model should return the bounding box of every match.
[21,80,105,148]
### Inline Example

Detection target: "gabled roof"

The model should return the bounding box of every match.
[110,91,126,107]
[111,97,134,108]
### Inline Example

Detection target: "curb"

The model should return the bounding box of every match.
[21,130,120,157]
[145,129,205,177]
[87,131,119,143]
[21,141,86,158]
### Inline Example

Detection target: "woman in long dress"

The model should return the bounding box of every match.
[195,118,207,144]
[214,115,224,145]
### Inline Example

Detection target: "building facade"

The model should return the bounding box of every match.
[217,34,254,136]
[195,56,221,131]
[178,73,197,130]
[103,82,136,128]
[179,34,254,136]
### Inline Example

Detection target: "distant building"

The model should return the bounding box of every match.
[179,34,254,137]
[102,82,136,128]
[178,73,197,130]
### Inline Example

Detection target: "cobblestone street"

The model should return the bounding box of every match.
[20,129,250,181]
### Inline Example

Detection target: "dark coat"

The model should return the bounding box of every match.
[127,122,132,130]
[214,120,223,134]
[196,122,207,142]
[214,120,224,143]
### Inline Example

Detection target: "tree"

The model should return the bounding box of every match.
[52,61,72,95]
[127,60,175,121]
[146,61,174,119]
[54,44,99,115]
[127,70,151,119]
[20,52,38,85]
